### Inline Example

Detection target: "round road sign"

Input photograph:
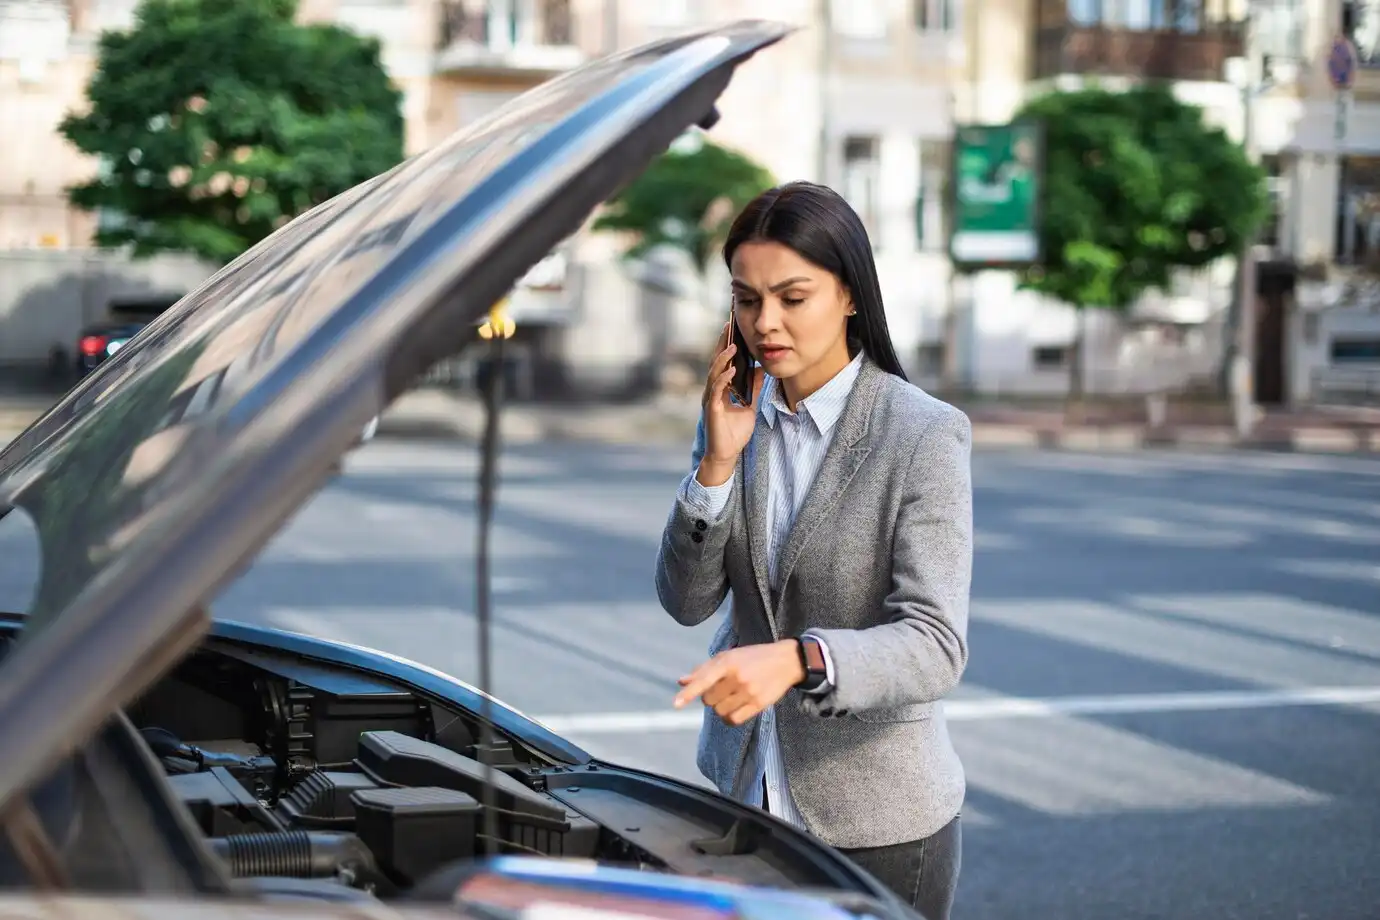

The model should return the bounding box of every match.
[1330,35,1358,90]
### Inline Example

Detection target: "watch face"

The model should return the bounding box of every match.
[802,638,827,672]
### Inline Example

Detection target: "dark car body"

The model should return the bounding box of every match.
[75,297,182,377]
[0,21,922,920]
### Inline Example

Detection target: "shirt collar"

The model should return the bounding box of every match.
[760,352,864,437]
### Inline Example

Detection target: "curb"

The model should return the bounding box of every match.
[373,391,1380,454]
[372,413,1380,456]
[967,423,1380,455]
[5,409,1379,457]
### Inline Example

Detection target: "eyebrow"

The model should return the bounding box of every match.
[730,276,813,293]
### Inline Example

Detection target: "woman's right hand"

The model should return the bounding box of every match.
[697,322,764,488]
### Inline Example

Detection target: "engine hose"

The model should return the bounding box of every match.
[209,831,377,880]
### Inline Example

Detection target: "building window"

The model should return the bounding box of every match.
[1058,0,1237,31]
[1066,0,1097,24]
[1259,154,1284,248]
[1032,345,1069,369]
[1336,156,1380,266]
[916,139,949,251]
[915,0,957,31]
[1255,0,1305,61]
[1343,0,1380,66]
[1331,339,1380,362]
[0,0,69,78]
[842,136,882,244]
[440,0,572,49]
[85,0,137,34]
[1069,0,1169,28]
[833,0,888,40]
[646,0,693,27]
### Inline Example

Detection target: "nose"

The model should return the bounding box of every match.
[752,297,782,336]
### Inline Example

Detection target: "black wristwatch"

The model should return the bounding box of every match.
[795,636,828,692]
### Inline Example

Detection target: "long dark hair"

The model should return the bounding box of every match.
[722,181,908,385]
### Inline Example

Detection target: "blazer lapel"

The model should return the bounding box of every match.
[774,359,885,595]
[743,423,776,634]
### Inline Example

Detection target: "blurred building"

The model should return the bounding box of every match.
[558,0,964,392]
[0,0,962,395]
[0,0,589,249]
[0,0,596,379]
[3,0,1377,403]
[964,0,1380,405]
[0,0,211,372]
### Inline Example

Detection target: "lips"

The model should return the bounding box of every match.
[758,345,790,360]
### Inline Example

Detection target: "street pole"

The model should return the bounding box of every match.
[816,0,831,184]
[1224,6,1259,438]
[603,0,618,54]
[941,96,960,394]
[942,0,981,392]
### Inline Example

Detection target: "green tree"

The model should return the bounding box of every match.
[60,0,404,265]
[1014,84,1268,398]
[594,134,774,273]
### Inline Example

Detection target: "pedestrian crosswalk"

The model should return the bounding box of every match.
[206,437,1380,916]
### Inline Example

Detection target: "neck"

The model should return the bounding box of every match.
[782,347,854,411]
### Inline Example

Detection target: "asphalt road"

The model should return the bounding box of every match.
[203,439,1380,920]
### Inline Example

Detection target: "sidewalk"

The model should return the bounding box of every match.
[376,389,1380,455]
[2,388,1377,455]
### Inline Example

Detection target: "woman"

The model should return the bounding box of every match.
[654,182,973,919]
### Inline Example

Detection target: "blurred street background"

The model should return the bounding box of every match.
[2,1,1380,918]
[1,0,1380,422]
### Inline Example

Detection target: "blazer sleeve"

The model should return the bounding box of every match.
[799,406,973,714]
[653,413,734,627]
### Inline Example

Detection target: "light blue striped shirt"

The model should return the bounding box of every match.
[679,352,863,829]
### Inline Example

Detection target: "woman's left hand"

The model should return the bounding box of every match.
[673,640,805,725]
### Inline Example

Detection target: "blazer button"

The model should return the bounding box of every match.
[691,531,704,544]
[695,519,708,531]
[834,710,849,718]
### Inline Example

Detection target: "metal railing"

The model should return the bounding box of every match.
[436,0,573,50]
[417,342,536,402]
[1033,23,1244,82]
[1313,365,1380,405]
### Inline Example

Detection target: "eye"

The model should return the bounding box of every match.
[782,296,805,307]
[733,293,759,308]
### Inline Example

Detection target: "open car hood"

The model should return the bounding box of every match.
[0,21,792,816]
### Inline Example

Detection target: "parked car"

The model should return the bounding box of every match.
[75,296,181,377]
[0,20,923,920]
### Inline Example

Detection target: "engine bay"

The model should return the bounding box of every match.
[122,637,856,903]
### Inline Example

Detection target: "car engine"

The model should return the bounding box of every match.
[122,637,798,903]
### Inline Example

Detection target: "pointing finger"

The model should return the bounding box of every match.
[674,659,727,708]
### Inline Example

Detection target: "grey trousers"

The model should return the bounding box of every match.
[839,814,963,920]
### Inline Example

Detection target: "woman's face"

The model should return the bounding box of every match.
[729,240,853,398]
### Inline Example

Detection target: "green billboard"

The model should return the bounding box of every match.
[948,121,1043,269]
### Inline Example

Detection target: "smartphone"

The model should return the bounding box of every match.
[727,304,755,407]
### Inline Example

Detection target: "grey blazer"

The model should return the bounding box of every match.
[654,357,973,850]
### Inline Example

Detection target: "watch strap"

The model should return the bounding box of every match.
[796,636,830,692]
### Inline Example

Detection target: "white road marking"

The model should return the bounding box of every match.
[533,685,1380,735]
